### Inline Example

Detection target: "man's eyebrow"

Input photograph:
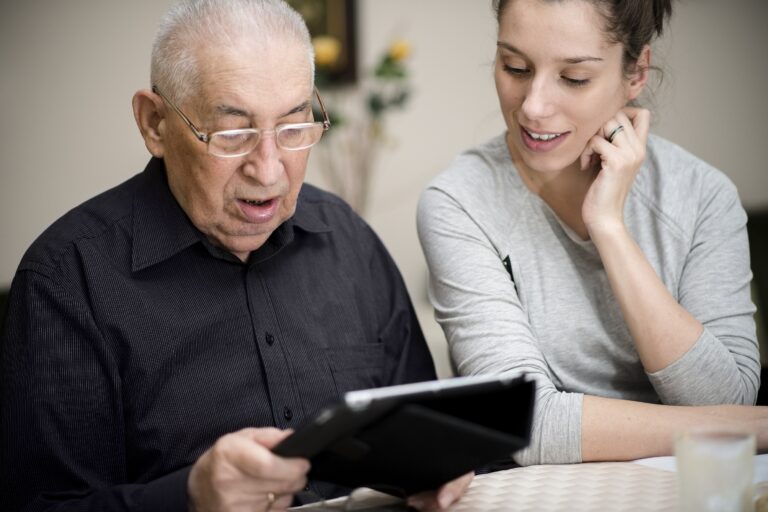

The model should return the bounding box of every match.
[213,100,311,119]
[496,41,603,64]
[215,104,249,117]
[285,100,311,117]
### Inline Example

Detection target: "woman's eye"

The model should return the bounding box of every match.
[503,65,529,76]
[562,76,590,87]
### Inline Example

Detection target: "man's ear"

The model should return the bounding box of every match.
[132,89,166,158]
[627,45,651,101]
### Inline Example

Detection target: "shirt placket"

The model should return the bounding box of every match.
[244,266,301,430]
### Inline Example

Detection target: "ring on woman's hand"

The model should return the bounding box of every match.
[266,492,276,509]
[607,124,624,143]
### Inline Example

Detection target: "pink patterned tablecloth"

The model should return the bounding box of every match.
[291,461,680,511]
[448,462,678,511]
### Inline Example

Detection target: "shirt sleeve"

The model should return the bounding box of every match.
[646,177,760,405]
[417,187,582,465]
[0,267,190,512]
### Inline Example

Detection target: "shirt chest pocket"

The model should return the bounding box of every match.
[324,343,386,394]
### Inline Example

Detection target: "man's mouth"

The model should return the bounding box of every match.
[241,198,272,206]
[237,197,280,223]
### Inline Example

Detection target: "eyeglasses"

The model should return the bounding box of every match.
[152,85,331,157]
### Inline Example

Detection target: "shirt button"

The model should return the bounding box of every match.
[283,406,293,421]
[265,333,275,346]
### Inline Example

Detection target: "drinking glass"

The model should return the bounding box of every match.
[675,428,756,512]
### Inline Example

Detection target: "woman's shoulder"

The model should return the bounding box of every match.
[642,134,739,197]
[638,134,742,214]
[418,133,530,233]
[425,133,525,198]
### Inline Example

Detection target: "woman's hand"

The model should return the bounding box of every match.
[406,472,474,511]
[579,107,651,237]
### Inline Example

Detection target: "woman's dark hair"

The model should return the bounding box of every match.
[492,0,673,76]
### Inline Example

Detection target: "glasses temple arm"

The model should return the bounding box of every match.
[314,87,331,130]
[151,85,210,143]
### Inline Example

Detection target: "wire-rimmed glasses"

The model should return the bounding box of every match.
[152,85,331,157]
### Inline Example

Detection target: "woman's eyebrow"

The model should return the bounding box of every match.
[563,55,603,64]
[497,41,526,56]
[497,41,603,64]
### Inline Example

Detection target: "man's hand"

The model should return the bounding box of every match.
[406,472,474,511]
[188,427,310,512]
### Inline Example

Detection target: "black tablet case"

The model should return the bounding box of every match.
[273,375,535,495]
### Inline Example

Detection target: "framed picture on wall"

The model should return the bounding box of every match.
[287,0,357,85]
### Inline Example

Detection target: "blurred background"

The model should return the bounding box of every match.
[1,0,767,378]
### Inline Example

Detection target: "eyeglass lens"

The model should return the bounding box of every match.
[209,123,325,156]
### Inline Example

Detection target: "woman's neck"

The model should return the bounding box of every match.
[508,137,596,240]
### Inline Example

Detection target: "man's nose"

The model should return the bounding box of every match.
[241,131,282,185]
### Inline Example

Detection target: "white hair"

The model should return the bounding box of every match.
[150,0,315,103]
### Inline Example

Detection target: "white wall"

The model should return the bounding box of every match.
[0,0,175,280]
[2,1,767,377]
[651,0,768,208]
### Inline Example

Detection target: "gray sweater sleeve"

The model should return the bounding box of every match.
[642,167,759,405]
[417,187,583,465]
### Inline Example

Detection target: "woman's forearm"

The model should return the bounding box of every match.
[582,395,768,461]
[590,222,703,373]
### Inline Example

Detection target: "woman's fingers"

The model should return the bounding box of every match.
[622,106,651,143]
[580,108,650,171]
[580,108,651,231]
[580,142,596,171]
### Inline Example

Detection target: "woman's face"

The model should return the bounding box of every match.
[494,0,642,175]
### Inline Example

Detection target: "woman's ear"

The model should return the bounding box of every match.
[132,89,166,158]
[627,45,652,101]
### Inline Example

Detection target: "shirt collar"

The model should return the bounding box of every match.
[131,158,201,272]
[131,158,332,272]
[291,188,333,235]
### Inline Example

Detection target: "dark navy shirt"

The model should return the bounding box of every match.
[0,158,436,512]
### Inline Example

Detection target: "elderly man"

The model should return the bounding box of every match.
[0,1,471,511]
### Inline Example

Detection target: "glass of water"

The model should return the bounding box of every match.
[675,428,756,512]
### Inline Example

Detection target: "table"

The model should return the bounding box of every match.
[293,457,768,511]
[291,461,678,511]
[449,462,678,511]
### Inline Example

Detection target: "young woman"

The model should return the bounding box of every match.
[417,0,766,465]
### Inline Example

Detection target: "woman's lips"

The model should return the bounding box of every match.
[237,197,279,223]
[520,126,569,152]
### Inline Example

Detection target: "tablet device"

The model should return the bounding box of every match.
[273,373,535,495]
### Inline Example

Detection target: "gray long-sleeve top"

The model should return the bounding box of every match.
[417,133,759,465]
